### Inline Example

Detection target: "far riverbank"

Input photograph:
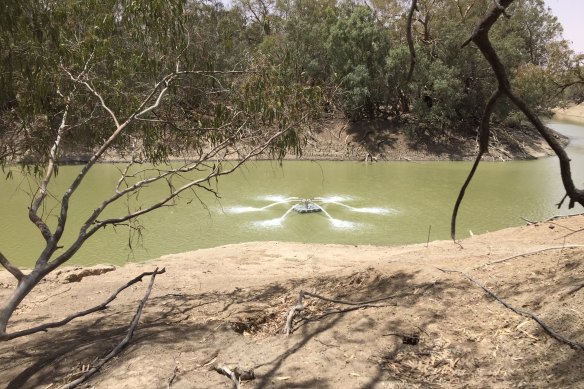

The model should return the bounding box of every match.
[58,109,581,164]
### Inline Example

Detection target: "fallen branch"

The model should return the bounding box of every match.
[284,284,434,335]
[60,267,164,389]
[520,216,536,225]
[437,267,584,351]
[559,227,584,239]
[293,302,398,333]
[544,213,584,222]
[566,283,584,296]
[213,363,255,389]
[1,268,165,341]
[473,245,584,270]
[547,221,578,232]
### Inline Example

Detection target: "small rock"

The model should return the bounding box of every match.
[62,265,116,283]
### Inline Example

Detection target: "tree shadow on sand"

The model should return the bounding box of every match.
[1,263,582,388]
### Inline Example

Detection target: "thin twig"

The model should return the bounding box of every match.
[426,225,432,247]
[59,268,163,389]
[520,216,536,225]
[473,245,584,270]
[566,283,584,296]
[559,227,584,239]
[437,267,584,351]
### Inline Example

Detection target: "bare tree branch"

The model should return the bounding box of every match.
[437,267,584,351]
[453,0,584,239]
[28,87,76,243]
[59,268,163,389]
[0,252,24,284]
[40,120,290,273]
[451,89,502,239]
[0,268,165,341]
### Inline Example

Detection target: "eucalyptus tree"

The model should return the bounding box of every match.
[326,4,391,119]
[0,0,321,339]
[385,0,571,128]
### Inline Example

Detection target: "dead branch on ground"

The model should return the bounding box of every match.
[566,283,584,296]
[0,268,165,341]
[437,267,584,351]
[473,245,584,270]
[59,267,163,389]
[284,284,435,335]
[559,227,584,240]
[213,363,255,389]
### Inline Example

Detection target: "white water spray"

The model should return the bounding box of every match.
[315,204,357,229]
[253,204,298,228]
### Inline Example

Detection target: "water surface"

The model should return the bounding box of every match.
[1,119,583,267]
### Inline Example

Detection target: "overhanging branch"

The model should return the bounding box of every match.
[453,0,584,239]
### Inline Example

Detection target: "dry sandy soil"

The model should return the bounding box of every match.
[1,215,583,388]
[555,103,584,122]
[1,105,583,388]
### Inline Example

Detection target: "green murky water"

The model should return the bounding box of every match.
[1,120,583,267]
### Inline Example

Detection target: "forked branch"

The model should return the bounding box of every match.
[0,252,24,284]
[0,268,165,341]
[59,267,163,388]
[452,0,584,239]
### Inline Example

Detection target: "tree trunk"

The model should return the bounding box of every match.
[0,269,44,336]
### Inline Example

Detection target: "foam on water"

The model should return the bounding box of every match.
[227,206,262,214]
[315,195,353,203]
[253,218,284,228]
[259,195,300,202]
[329,218,358,229]
[350,207,395,215]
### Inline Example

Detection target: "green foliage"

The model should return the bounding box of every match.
[1,0,579,166]
[326,5,390,119]
[0,0,324,168]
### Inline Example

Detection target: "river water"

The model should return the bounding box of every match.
[1,119,583,267]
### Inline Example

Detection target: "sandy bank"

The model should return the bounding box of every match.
[1,215,583,388]
[553,102,584,124]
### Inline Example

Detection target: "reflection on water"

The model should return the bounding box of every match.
[0,119,583,267]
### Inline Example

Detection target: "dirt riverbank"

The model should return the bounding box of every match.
[289,117,569,162]
[1,215,583,388]
[56,114,575,164]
